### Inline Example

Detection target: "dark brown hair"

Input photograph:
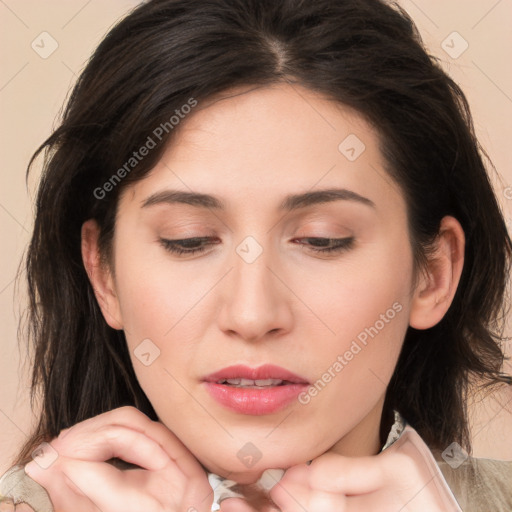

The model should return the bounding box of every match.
[15,0,511,465]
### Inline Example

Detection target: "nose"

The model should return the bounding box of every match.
[216,239,293,343]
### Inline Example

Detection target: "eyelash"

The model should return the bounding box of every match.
[159,236,355,256]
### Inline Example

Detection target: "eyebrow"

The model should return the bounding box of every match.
[141,188,376,211]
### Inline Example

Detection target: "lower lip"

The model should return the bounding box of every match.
[204,382,309,415]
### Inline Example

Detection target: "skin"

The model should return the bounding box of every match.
[24,82,465,511]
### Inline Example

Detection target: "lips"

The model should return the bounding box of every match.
[203,364,310,415]
[203,364,310,385]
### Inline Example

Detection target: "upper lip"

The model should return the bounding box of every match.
[203,364,310,384]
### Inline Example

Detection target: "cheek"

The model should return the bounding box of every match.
[113,241,207,339]
[303,243,412,348]
[111,243,221,399]
[298,238,413,399]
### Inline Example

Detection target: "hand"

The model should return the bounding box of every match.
[267,425,462,511]
[23,406,213,512]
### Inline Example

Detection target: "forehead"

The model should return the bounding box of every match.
[119,82,404,217]
[170,82,374,166]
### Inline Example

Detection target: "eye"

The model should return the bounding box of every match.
[159,236,218,255]
[159,236,355,257]
[294,237,355,253]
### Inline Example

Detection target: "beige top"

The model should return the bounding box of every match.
[433,451,512,512]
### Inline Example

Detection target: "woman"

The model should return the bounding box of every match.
[1,0,511,510]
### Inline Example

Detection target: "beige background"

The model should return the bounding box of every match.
[1,0,511,475]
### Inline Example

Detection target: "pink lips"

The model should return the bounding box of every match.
[203,364,310,415]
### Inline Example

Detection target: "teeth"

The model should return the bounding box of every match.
[219,378,284,387]
[255,379,283,386]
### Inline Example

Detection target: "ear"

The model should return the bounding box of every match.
[81,219,124,330]
[409,215,465,330]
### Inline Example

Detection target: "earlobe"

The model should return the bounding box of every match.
[409,216,465,330]
[81,219,124,330]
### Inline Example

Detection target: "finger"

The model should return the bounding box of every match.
[26,425,173,476]
[62,460,214,512]
[270,476,311,512]
[24,407,212,511]
[57,407,204,479]
[317,452,385,494]
[26,452,210,512]
[288,452,386,494]
[23,455,102,512]
[30,458,166,511]
[56,407,168,451]
[24,431,187,509]
[60,459,161,510]
[269,463,308,511]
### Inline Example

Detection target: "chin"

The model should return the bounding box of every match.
[199,452,304,484]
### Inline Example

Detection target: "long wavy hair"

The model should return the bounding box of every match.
[14,0,512,465]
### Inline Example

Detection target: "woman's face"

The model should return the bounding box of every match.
[102,82,418,482]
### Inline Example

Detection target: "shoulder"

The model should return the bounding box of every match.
[432,450,512,512]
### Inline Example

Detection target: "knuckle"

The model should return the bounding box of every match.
[101,425,124,443]
[106,405,142,422]
[55,425,71,441]
[48,433,67,453]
